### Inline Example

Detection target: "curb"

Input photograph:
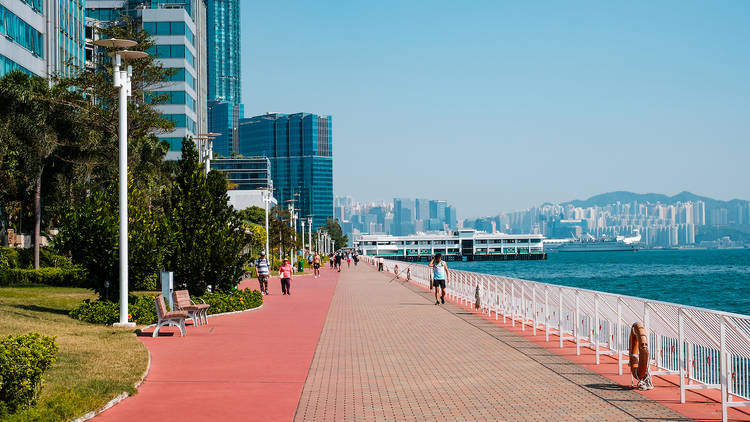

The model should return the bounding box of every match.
[71,303,263,421]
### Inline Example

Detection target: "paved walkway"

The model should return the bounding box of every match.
[96,269,339,422]
[294,266,689,421]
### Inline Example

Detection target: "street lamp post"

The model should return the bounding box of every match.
[91,39,148,328]
[307,217,312,254]
[301,219,306,258]
[262,189,270,259]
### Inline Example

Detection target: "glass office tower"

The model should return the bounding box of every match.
[207,99,242,157]
[238,113,333,230]
[206,0,238,104]
[206,0,241,157]
[0,0,86,78]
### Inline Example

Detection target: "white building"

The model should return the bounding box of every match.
[353,229,545,262]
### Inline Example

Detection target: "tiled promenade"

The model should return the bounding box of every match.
[295,266,689,421]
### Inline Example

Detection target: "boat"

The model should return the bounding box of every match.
[557,231,641,252]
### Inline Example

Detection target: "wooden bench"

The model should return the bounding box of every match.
[172,290,210,326]
[153,295,188,337]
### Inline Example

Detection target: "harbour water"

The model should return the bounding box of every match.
[451,249,750,316]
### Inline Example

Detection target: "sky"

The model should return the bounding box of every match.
[240,1,750,219]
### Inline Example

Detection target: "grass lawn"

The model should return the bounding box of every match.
[0,287,149,422]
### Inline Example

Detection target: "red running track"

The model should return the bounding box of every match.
[95,269,339,422]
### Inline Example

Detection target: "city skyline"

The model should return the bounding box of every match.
[240,1,750,216]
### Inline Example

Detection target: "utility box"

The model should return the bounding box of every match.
[160,271,174,310]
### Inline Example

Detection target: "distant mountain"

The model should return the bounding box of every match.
[563,191,748,208]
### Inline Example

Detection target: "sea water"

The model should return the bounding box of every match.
[450,249,750,316]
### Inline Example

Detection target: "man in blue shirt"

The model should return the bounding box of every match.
[256,251,270,295]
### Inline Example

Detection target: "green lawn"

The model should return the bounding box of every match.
[0,287,149,421]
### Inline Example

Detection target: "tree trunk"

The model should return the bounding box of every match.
[34,167,42,269]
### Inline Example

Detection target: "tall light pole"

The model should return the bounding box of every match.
[196,132,220,173]
[307,217,312,254]
[92,39,148,328]
[262,188,270,259]
[301,219,306,258]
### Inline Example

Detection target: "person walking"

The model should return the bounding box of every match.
[347,252,352,268]
[279,258,293,295]
[335,252,342,272]
[377,256,384,272]
[313,252,321,278]
[429,253,448,305]
[256,252,270,295]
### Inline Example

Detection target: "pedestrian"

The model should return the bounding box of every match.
[347,252,352,268]
[394,264,400,279]
[429,253,448,305]
[353,253,359,266]
[406,267,411,281]
[256,251,270,295]
[378,256,384,272]
[335,252,342,272]
[329,253,334,269]
[313,252,321,278]
[280,258,293,295]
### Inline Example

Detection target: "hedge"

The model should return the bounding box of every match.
[0,267,87,287]
[0,247,73,270]
[69,289,264,325]
[0,332,58,418]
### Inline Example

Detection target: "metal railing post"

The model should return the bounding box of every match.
[595,295,600,364]
[617,298,623,376]
[721,319,728,422]
[679,308,686,403]
[521,284,526,331]
[559,287,564,348]
[533,286,537,336]
[545,287,550,342]
[511,283,515,327]
[576,291,581,356]
[502,280,507,323]
[494,278,499,320]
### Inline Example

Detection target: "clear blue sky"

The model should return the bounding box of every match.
[240,1,750,219]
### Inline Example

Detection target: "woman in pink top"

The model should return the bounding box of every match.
[279,259,293,295]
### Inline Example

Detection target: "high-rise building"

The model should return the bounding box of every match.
[208,99,242,157]
[206,0,242,157]
[0,0,86,78]
[206,0,238,104]
[237,112,333,230]
[85,0,208,159]
[393,198,416,235]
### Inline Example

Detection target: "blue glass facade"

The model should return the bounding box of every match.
[237,113,333,230]
[208,100,243,157]
[211,157,270,190]
[206,0,239,104]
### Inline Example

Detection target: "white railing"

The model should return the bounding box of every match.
[364,256,750,422]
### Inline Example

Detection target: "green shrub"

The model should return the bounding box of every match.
[0,267,87,287]
[15,247,72,269]
[202,288,263,315]
[69,289,262,325]
[0,332,58,417]
[0,247,20,269]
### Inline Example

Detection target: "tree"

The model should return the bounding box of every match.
[55,174,166,300]
[268,206,296,260]
[0,71,97,268]
[322,218,349,250]
[237,206,266,226]
[164,139,252,295]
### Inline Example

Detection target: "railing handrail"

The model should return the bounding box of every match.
[364,256,750,422]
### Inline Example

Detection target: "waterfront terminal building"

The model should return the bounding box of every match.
[353,229,546,262]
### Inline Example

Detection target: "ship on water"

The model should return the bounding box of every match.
[547,231,642,252]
